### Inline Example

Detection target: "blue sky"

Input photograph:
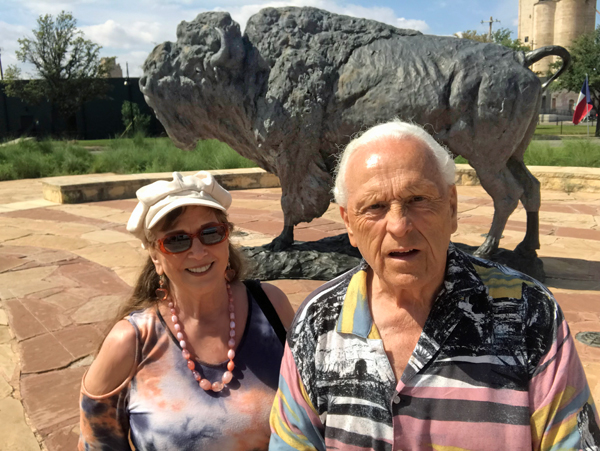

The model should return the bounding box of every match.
[1,0,523,77]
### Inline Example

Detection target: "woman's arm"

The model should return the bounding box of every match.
[84,320,137,395]
[260,283,296,330]
[79,320,137,451]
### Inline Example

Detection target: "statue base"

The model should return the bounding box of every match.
[242,234,545,282]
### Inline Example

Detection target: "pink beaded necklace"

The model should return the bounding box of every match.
[167,283,236,392]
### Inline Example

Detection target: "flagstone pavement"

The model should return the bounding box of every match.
[0,176,599,450]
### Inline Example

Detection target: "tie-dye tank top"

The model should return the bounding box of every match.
[78,288,284,451]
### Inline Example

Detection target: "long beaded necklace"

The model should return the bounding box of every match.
[167,283,236,392]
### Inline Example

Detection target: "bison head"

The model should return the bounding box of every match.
[139,12,263,154]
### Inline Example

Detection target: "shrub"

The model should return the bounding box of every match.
[121,101,151,136]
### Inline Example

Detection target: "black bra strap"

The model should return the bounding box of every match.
[243,279,287,345]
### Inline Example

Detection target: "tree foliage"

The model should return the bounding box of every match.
[550,26,600,135]
[121,101,151,135]
[3,11,109,121]
[456,28,531,52]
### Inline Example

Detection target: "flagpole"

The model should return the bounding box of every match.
[587,74,590,137]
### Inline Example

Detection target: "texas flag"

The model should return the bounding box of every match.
[573,76,594,125]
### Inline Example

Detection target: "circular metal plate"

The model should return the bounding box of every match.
[575,332,600,348]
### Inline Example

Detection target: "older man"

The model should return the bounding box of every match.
[269,120,599,451]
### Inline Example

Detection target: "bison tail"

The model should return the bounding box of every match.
[524,45,571,90]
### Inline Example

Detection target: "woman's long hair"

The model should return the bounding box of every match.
[99,207,245,351]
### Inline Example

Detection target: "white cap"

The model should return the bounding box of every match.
[127,171,232,244]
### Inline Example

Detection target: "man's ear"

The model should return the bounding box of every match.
[448,185,458,234]
[340,206,357,247]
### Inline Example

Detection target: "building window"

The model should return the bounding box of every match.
[569,99,575,112]
[551,98,557,110]
[524,36,529,42]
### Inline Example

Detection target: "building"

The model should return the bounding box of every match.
[518,0,596,117]
[100,57,123,78]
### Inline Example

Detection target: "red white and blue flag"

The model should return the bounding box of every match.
[573,75,594,125]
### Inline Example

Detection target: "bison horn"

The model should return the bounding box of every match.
[210,27,243,69]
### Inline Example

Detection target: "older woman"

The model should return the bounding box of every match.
[79,171,294,451]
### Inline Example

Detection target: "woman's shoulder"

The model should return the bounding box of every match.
[255,282,295,330]
[83,320,138,397]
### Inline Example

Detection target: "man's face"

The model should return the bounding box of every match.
[340,136,457,297]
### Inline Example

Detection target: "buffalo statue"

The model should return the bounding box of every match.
[140,7,569,258]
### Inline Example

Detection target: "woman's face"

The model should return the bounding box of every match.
[149,206,230,296]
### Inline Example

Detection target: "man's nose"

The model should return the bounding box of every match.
[386,205,412,236]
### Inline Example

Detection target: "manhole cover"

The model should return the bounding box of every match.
[576,332,600,348]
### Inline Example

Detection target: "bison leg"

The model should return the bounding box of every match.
[264,225,295,251]
[507,158,541,255]
[264,157,333,252]
[473,167,523,259]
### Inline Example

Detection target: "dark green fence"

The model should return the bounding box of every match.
[0,78,166,140]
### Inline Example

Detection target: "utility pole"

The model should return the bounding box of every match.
[481,16,501,40]
[0,48,4,80]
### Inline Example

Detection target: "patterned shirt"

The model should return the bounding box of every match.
[269,243,600,451]
[79,289,284,451]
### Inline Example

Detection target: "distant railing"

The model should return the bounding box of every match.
[539,108,573,116]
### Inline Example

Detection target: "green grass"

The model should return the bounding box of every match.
[0,135,256,181]
[455,139,600,168]
[2,133,599,182]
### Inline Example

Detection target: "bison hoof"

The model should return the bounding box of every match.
[264,234,294,252]
[513,242,538,257]
[473,244,496,260]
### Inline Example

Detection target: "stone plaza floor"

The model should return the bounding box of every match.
[0,176,599,450]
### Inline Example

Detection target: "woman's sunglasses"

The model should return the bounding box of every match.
[157,223,229,254]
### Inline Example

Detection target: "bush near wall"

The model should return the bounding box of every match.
[0,136,256,181]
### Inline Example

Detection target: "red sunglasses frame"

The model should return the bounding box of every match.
[157,222,229,254]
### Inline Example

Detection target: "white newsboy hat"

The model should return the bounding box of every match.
[127,171,232,243]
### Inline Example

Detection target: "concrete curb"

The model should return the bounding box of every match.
[41,165,600,204]
[42,168,280,204]
[455,164,600,193]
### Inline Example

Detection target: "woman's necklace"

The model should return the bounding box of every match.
[168,283,235,392]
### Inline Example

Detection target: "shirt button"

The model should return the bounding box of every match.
[393,394,401,404]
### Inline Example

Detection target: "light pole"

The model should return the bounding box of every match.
[124,62,135,135]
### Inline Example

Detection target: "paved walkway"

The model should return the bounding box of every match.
[0,177,599,450]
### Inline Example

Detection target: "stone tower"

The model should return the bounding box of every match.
[519,0,596,74]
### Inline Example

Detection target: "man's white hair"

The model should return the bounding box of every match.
[333,120,456,207]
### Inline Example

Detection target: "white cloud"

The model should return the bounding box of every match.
[0,21,34,76]
[80,20,161,49]
[221,0,429,32]
[14,0,95,17]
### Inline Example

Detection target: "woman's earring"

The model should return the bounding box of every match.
[225,263,236,282]
[156,274,169,301]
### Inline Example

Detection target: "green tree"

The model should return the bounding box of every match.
[456,28,531,52]
[121,101,151,136]
[550,26,600,136]
[2,11,108,134]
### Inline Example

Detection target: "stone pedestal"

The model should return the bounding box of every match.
[243,234,545,282]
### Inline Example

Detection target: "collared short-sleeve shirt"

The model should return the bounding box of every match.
[269,244,600,451]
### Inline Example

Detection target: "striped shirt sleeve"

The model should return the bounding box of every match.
[269,343,326,451]
[529,315,600,450]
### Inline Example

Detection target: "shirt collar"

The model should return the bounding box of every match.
[336,260,379,338]
[335,243,485,339]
